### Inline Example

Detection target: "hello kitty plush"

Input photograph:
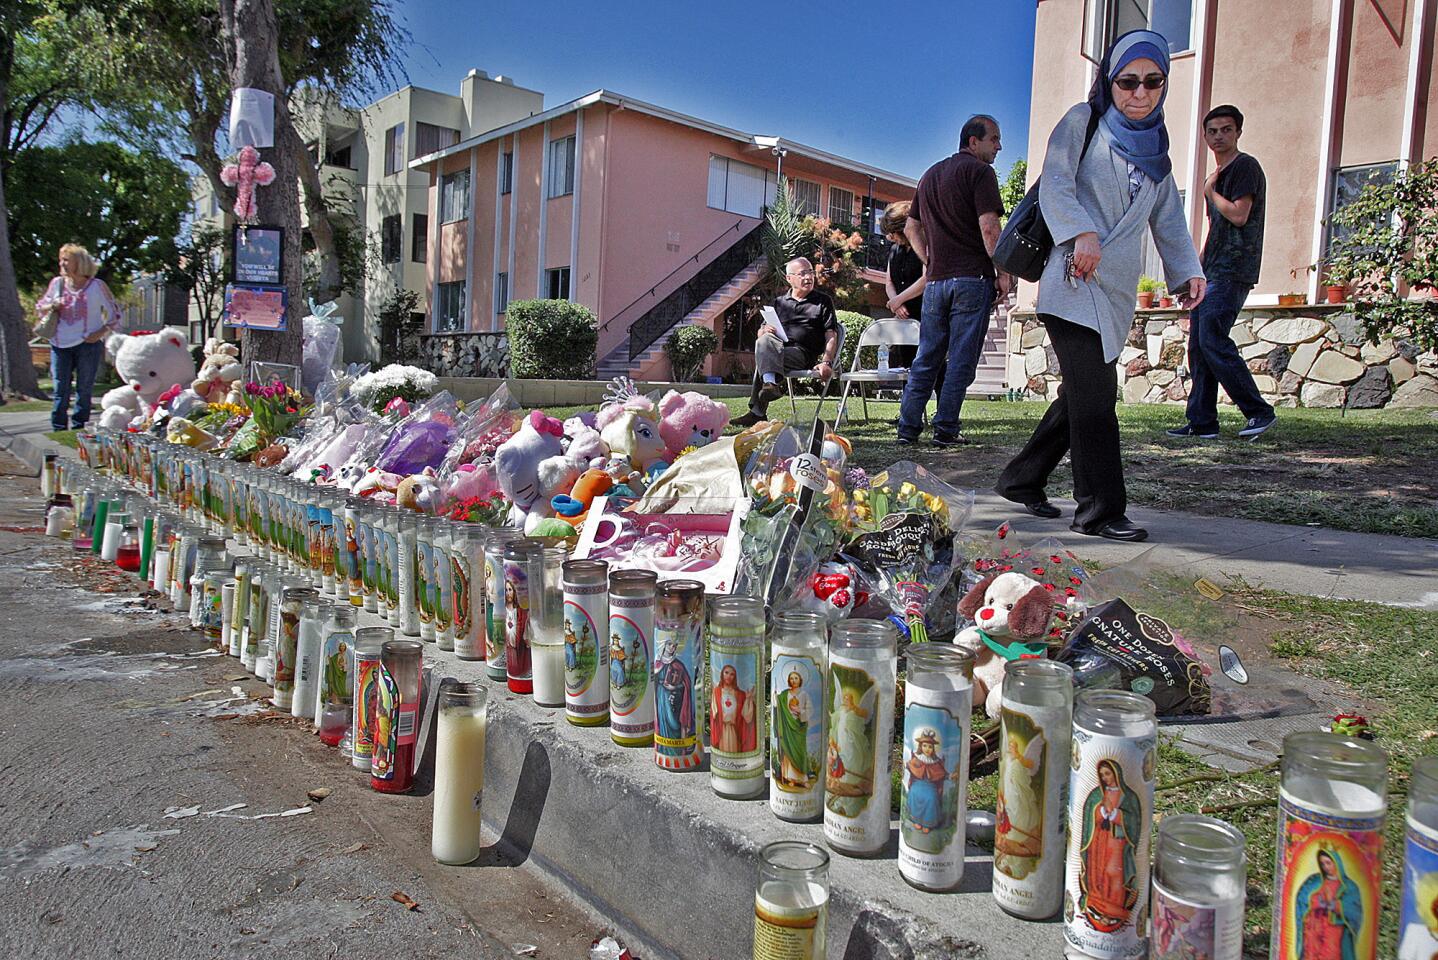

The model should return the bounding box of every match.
[98,328,196,430]
[656,390,730,460]
[955,572,1058,719]
[495,411,587,530]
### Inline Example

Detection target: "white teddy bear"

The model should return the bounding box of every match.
[98,328,196,430]
[954,571,1059,719]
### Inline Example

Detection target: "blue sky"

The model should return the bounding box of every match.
[395,0,1038,182]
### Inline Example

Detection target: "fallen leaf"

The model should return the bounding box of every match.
[306,787,332,803]
[391,891,420,911]
[163,804,202,820]
[340,842,367,855]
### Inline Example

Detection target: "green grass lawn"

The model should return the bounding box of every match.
[555,394,1438,538]
[46,430,77,448]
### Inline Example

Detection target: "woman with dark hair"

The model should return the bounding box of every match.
[996,30,1205,543]
[880,201,935,389]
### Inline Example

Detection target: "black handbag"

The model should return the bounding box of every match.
[993,109,1101,283]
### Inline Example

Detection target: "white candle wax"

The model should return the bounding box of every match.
[100,520,123,561]
[432,709,487,864]
[753,881,829,959]
[531,641,566,708]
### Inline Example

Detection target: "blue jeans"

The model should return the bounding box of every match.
[1185,279,1275,432]
[897,276,994,438]
[51,340,104,430]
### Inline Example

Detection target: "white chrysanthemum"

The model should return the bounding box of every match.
[349,364,437,406]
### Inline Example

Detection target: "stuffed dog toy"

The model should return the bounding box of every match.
[954,572,1057,718]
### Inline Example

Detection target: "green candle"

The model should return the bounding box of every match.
[91,498,112,555]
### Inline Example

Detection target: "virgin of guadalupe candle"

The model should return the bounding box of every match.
[1399,757,1438,960]
[293,597,330,720]
[397,514,420,636]
[433,521,455,651]
[484,530,522,680]
[824,619,898,857]
[433,682,488,865]
[752,841,829,960]
[770,611,827,822]
[342,500,363,605]
[561,559,609,725]
[992,658,1074,920]
[350,628,391,771]
[316,604,357,745]
[1151,815,1247,960]
[1063,689,1158,960]
[502,540,544,694]
[708,595,765,798]
[608,569,657,747]
[274,586,318,709]
[652,579,705,772]
[1271,732,1386,960]
[899,644,974,891]
[450,526,484,661]
[371,639,423,794]
[415,517,438,641]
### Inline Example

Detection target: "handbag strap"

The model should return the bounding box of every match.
[1078,106,1101,166]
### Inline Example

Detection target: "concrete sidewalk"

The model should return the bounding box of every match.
[5,407,1434,608]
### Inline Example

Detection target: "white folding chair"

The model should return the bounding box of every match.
[834,317,920,425]
[757,306,847,426]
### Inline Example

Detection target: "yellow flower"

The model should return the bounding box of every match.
[898,482,917,499]
[854,489,868,503]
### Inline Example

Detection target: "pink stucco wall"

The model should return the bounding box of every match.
[1341,0,1412,167]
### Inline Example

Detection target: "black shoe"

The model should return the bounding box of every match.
[757,381,785,404]
[1070,519,1148,542]
[1024,500,1062,519]
[1165,424,1218,439]
[732,411,763,428]
[896,434,918,446]
[932,432,970,447]
[1238,414,1277,438]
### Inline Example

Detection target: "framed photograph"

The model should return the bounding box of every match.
[224,284,287,331]
[249,361,300,391]
[232,225,284,285]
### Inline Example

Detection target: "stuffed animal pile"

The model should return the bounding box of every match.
[98,328,198,431]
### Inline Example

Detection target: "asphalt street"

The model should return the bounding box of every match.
[0,457,608,960]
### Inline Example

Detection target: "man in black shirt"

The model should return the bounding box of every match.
[1168,104,1277,440]
[734,257,840,427]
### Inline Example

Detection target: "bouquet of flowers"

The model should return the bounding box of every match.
[349,364,438,414]
[839,461,972,644]
[373,390,460,476]
[447,492,512,526]
[223,379,309,460]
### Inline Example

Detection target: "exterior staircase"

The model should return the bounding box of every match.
[971,309,1010,396]
[595,257,767,382]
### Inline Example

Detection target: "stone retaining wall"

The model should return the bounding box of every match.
[1008,307,1438,408]
[418,331,510,379]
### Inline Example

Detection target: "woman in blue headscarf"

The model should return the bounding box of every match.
[996,30,1206,544]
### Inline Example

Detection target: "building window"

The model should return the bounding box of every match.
[495,272,509,314]
[828,187,855,227]
[1084,0,1192,59]
[440,169,470,223]
[1324,162,1399,256]
[501,151,514,195]
[435,280,467,332]
[384,122,406,176]
[791,179,821,218]
[546,266,570,300]
[706,156,779,218]
[547,136,576,197]
[381,214,402,264]
[324,144,352,168]
[412,214,428,263]
[414,122,459,159]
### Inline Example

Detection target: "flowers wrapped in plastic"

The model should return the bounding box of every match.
[349,363,438,414]
[838,460,973,644]
[373,390,460,477]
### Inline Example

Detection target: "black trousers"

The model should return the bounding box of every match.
[748,335,819,415]
[996,314,1126,531]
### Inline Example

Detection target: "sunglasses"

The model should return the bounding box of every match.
[1114,75,1166,91]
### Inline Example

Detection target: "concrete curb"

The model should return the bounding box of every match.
[0,416,62,475]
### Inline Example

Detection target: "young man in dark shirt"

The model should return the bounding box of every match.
[1168,104,1277,440]
[896,114,1008,446]
[734,256,840,426]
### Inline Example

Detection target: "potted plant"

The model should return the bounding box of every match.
[1278,292,1308,307]
[1159,293,1175,308]
[1136,275,1163,309]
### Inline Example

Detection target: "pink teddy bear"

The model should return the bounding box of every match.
[656,390,731,460]
[220,145,276,222]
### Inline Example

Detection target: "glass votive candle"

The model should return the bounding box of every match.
[432,682,489,865]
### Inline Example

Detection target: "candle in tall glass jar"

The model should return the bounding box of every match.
[899,644,974,891]
[502,540,544,694]
[708,595,765,798]
[357,504,378,612]
[752,841,829,960]
[608,569,657,747]
[433,520,455,652]
[342,498,363,605]
[274,586,318,710]
[371,639,424,794]
[1152,814,1247,960]
[450,526,485,661]
[823,619,898,857]
[220,579,237,658]
[415,517,438,642]
[1063,689,1158,960]
[529,547,568,708]
[484,530,523,681]
[293,596,330,721]
[432,682,488,865]
[1400,757,1438,960]
[770,611,827,823]
[561,559,609,726]
[351,627,392,771]
[652,580,705,772]
[381,508,401,626]
[397,514,421,637]
[316,604,357,744]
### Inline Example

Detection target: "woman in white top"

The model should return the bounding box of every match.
[35,244,121,431]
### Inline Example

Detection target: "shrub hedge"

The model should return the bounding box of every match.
[505,298,598,380]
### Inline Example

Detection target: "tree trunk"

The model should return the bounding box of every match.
[220,0,303,372]
[0,125,43,399]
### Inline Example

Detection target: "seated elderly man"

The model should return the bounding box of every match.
[733,257,840,427]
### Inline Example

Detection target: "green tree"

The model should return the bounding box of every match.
[166,225,229,342]
[999,159,1028,226]
[761,178,804,280]
[7,140,189,290]
[1324,159,1438,352]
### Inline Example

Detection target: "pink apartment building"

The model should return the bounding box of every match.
[410,89,982,383]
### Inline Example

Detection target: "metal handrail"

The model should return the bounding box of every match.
[598,218,750,333]
[626,224,764,360]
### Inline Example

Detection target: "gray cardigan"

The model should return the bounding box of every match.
[1036,104,1204,362]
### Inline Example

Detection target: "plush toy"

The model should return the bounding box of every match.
[596,379,668,473]
[528,455,584,534]
[98,328,196,430]
[656,390,731,459]
[954,572,1058,718]
[821,433,852,468]
[191,337,242,404]
[439,462,502,513]
[797,560,868,625]
[333,462,369,492]
[495,411,567,526]
[221,145,277,222]
[396,468,440,513]
[550,468,615,527]
[562,414,607,466]
[353,467,405,500]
